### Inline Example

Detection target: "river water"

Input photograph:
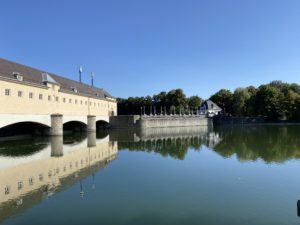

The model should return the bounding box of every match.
[0,125,300,225]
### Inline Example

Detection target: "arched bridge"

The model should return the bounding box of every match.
[0,114,110,135]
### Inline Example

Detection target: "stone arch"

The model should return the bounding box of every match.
[96,116,110,130]
[0,115,51,129]
[63,120,87,133]
[63,116,87,125]
[96,120,109,129]
[0,121,50,138]
[96,116,109,123]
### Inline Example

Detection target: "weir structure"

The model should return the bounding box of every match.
[0,58,117,136]
[109,115,212,129]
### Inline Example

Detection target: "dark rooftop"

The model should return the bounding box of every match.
[0,58,114,100]
[204,100,222,111]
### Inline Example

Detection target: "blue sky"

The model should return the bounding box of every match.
[1,0,300,99]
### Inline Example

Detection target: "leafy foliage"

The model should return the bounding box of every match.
[118,89,202,115]
[118,81,300,121]
[209,81,300,121]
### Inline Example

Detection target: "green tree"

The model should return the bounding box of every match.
[166,89,187,113]
[187,96,203,113]
[210,89,233,115]
[255,85,285,120]
[232,88,250,116]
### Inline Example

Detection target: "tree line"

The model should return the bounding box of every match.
[117,81,300,121]
[117,89,202,115]
[210,81,300,121]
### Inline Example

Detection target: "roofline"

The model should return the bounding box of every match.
[0,58,110,92]
[0,73,116,102]
[0,58,116,101]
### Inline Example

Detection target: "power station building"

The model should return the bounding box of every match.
[0,58,117,135]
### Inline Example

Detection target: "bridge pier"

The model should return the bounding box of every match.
[51,136,63,157]
[87,115,96,132]
[87,132,96,147]
[50,114,63,136]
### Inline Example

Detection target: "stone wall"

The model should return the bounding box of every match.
[213,116,265,125]
[109,115,141,128]
[109,115,212,129]
[139,116,211,128]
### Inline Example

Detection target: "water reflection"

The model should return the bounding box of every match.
[116,127,221,160]
[213,125,300,163]
[0,133,118,223]
[1,125,300,224]
[115,125,300,163]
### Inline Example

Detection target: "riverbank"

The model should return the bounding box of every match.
[213,116,300,125]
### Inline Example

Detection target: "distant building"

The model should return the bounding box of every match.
[199,100,222,117]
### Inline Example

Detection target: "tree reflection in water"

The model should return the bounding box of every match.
[118,125,300,163]
[213,125,300,163]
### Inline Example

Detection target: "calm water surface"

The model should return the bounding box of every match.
[0,126,300,225]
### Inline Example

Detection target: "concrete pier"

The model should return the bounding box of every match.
[50,135,63,157]
[87,132,97,147]
[87,115,96,132]
[50,114,63,136]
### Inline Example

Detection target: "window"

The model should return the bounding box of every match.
[29,92,33,99]
[13,72,23,81]
[29,177,34,185]
[18,181,23,190]
[63,98,66,103]
[4,186,10,195]
[69,99,72,103]
[48,95,51,101]
[56,97,59,102]
[18,91,23,97]
[39,94,43,100]
[71,87,78,93]
[75,99,78,104]
[80,100,83,105]
[16,75,23,81]
[5,89,10,96]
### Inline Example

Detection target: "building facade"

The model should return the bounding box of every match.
[0,58,117,133]
[199,100,222,117]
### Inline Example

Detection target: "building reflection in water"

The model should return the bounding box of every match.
[113,126,222,160]
[113,125,300,163]
[1,125,300,223]
[0,132,118,223]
